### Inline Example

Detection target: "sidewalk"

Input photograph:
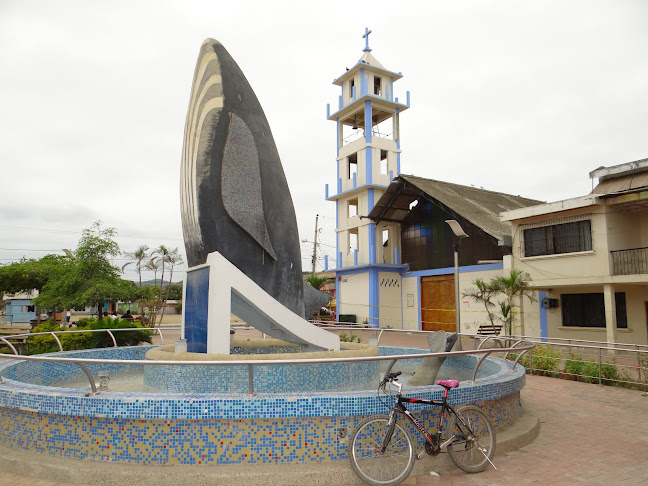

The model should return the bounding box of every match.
[1,373,647,485]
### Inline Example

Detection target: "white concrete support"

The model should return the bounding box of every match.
[603,284,618,344]
[205,252,340,354]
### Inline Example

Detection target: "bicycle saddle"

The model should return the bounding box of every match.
[436,379,459,389]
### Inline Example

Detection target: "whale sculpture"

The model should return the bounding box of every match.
[180,38,309,317]
[180,40,331,352]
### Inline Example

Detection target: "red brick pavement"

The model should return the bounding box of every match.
[397,374,648,485]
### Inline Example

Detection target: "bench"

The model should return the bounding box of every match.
[476,325,502,336]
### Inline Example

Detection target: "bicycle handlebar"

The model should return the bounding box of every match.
[379,371,402,388]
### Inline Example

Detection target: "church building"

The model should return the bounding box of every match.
[326,30,540,333]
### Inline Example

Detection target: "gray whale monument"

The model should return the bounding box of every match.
[180,39,327,330]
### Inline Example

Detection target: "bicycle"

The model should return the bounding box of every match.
[349,371,496,486]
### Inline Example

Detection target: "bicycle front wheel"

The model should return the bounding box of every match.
[447,406,495,473]
[349,416,415,486]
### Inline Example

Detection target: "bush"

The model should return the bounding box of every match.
[564,353,619,384]
[515,344,562,377]
[27,318,152,355]
[339,333,361,343]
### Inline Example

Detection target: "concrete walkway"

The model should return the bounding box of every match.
[1,373,647,486]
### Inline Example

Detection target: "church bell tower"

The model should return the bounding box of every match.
[326,29,410,327]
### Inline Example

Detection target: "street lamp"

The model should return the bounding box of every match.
[445,220,469,350]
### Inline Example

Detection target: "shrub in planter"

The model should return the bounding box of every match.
[514,344,562,377]
[563,353,619,384]
[27,318,152,355]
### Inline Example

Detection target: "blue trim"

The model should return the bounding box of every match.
[335,275,341,317]
[337,178,342,194]
[325,183,329,199]
[335,263,408,276]
[326,104,330,118]
[366,146,373,185]
[360,68,366,96]
[368,189,376,264]
[389,169,394,181]
[405,262,504,279]
[364,100,372,144]
[327,95,409,121]
[368,267,379,328]
[406,91,410,107]
[539,291,548,342]
[390,77,394,101]
[335,200,339,267]
[417,277,422,331]
[338,95,342,110]
[336,118,340,158]
[353,249,358,266]
[395,247,399,264]
[324,255,328,271]
[352,85,356,101]
[352,171,357,188]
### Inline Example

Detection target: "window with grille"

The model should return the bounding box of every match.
[523,220,592,257]
[561,292,627,328]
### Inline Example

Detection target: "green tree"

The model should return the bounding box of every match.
[121,245,149,287]
[35,221,138,320]
[463,270,536,336]
[151,245,171,289]
[164,284,183,300]
[305,275,327,290]
[493,270,536,336]
[0,255,68,324]
[144,258,161,286]
[163,247,183,287]
[462,278,499,332]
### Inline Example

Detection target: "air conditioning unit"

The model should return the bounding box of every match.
[541,297,559,309]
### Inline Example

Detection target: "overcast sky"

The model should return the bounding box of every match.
[1,0,647,283]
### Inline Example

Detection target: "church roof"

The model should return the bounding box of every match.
[368,175,543,240]
[332,52,403,86]
[358,50,385,69]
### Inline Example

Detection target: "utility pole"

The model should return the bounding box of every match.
[311,214,319,276]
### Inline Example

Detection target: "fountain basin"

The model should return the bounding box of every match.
[0,345,525,465]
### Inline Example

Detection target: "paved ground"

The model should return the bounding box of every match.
[2,325,648,485]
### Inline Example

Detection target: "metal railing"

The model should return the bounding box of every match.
[611,247,648,275]
[0,327,535,396]
[493,333,648,389]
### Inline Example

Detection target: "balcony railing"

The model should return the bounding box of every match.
[611,247,648,276]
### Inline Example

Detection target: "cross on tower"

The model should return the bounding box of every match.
[362,27,372,52]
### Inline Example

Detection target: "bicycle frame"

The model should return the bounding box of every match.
[381,379,462,454]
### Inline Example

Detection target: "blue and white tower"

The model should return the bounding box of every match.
[326,29,410,328]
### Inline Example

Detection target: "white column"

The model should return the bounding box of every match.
[603,284,618,345]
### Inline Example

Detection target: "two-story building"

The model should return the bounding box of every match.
[501,157,648,345]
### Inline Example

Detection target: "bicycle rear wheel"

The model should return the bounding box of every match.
[447,406,495,473]
[349,416,415,486]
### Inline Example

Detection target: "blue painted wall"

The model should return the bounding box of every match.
[4,299,36,323]
[185,267,210,353]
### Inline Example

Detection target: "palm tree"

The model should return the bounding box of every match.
[463,278,499,332]
[164,247,183,287]
[144,258,161,287]
[121,245,149,287]
[306,275,327,290]
[493,270,536,336]
[151,245,170,290]
[158,247,184,325]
